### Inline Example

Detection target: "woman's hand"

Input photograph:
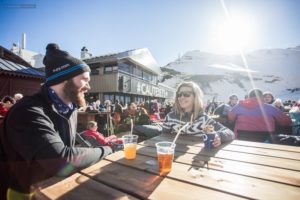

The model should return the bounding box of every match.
[212,134,221,147]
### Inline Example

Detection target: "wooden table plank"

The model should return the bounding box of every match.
[148,178,246,200]
[222,145,300,160]
[80,157,242,200]
[140,138,300,171]
[105,150,300,200]
[154,134,300,153]
[214,150,300,171]
[168,162,300,200]
[35,173,137,200]
[143,134,300,159]
[135,145,300,187]
[80,159,164,199]
[232,140,300,152]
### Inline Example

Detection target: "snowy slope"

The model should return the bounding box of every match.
[161,46,300,102]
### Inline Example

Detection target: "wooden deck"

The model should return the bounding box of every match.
[35,133,300,200]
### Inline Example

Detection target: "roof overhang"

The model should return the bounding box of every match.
[83,48,161,75]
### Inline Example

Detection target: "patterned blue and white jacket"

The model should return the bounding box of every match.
[162,111,234,143]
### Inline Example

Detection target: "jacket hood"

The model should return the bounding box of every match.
[239,97,263,109]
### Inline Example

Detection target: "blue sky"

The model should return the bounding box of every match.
[1,0,300,66]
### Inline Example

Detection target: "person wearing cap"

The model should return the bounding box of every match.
[0,43,119,199]
[263,91,275,104]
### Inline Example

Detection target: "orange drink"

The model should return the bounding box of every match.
[155,142,176,174]
[124,143,137,159]
[157,153,174,174]
[122,135,138,160]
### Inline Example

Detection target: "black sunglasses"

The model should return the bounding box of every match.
[177,91,194,98]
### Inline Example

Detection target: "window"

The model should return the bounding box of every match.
[118,63,132,74]
[115,95,125,105]
[104,65,118,73]
[134,67,143,78]
[125,96,131,105]
[143,71,151,81]
[104,94,115,103]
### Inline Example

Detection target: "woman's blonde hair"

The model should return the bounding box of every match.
[173,81,204,119]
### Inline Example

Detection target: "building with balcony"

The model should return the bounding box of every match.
[82,48,175,105]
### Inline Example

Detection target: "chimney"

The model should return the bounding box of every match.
[81,46,92,59]
[22,33,26,49]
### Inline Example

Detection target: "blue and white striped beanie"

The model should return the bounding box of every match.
[43,43,90,86]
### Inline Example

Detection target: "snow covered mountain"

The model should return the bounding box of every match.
[161,46,300,102]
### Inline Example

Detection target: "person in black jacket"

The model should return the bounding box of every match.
[213,94,238,130]
[0,43,117,200]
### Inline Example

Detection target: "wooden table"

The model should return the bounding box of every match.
[35,134,300,200]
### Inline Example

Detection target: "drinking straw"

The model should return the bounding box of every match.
[110,115,114,135]
[130,118,133,135]
[171,122,190,147]
[171,114,194,147]
[201,115,208,129]
[190,114,193,124]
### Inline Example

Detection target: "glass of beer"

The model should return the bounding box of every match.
[122,135,138,159]
[155,142,176,174]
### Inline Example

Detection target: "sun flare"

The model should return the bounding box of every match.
[213,17,256,54]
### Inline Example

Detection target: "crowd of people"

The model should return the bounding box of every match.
[0,43,299,199]
[81,87,300,143]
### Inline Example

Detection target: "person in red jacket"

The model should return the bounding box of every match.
[0,96,16,117]
[0,102,8,117]
[84,121,123,146]
[228,89,292,142]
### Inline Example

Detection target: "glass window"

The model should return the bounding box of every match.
[152,75,157,82]
[104,65,118,74]
[134,67,143,78]
[103,94,110,101]
[143,71,151,81]
[125,96,131,106]
[104,67,112,73]
[104,94,114,102]
[118,63,132,74]
[115,95,125,105]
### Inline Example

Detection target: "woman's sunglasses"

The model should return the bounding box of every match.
[177,91,194,98]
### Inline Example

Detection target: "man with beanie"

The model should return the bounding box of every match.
[0,43,117,199]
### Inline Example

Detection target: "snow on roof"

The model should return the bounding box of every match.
[83,48,161,75]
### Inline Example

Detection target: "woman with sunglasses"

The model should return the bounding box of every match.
[162,81,234,147]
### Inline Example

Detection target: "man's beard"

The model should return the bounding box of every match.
[63,80,86,107]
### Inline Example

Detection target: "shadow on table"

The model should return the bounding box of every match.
[141,134,230,171]
[189,142,231,171]
[35,135,232,200]
[34,146,168,199]
[34,171,142,200]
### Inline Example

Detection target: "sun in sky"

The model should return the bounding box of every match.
[210,0,259,55]
[211,15,257,55]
